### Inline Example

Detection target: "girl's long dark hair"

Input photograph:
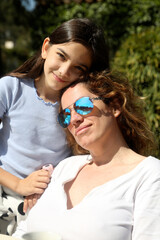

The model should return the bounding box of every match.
[8,18,109,79]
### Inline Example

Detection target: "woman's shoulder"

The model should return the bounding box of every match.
[144,156,160,170]
[136,156,160,181]
[133,156,160,198]
[52,155,90,178]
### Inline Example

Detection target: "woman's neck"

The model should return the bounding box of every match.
[89,129,131,166]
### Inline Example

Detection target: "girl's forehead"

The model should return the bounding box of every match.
[54,41,86,49]
[52,42,92,69]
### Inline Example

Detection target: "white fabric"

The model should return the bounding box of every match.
[13,155,160,240]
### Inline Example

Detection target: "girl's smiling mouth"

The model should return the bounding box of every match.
[53,73,65,83]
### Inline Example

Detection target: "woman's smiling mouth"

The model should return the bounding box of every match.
[75,124,92,136]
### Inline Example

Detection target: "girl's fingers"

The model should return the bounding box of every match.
[34,188,45,194]
[23,194,41,212]
[23,198,29,213]
[35,182,48,189]
[37,176,51,184]
[38,169,51,176]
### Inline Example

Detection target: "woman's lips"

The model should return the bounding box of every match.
[75,124,92,135]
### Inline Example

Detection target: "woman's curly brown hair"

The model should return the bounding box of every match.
[59,70,155,156]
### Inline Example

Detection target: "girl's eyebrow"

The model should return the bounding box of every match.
[57,48,89,71]
[57,48,69,58]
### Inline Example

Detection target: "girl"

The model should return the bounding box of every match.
[0,18,109,235]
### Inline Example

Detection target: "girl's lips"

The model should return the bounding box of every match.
[53,73,65,83]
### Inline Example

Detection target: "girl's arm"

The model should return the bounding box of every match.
[0,167,51,196]
[23,164,54,213]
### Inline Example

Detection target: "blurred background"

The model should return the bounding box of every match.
[0,0,160,157]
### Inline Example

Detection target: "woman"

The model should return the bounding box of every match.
[0,18,109,235]
[13,71,160,240]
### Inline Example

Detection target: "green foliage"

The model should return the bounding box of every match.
[112,27,160,157]
[30,0,133,57]
[0,0,31,75]
[128,0,160,33]
[30,0,160,58]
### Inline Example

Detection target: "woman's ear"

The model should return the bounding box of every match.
[113,108,121,118]
[110,99,121,118]
[41,37,50,59]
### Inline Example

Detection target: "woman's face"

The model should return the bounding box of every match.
[61,83,119,151]
[41,39,92,92]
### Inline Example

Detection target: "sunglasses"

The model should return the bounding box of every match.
[58,96,102,128]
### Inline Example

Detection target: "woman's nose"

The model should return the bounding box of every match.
[70,109,84,126]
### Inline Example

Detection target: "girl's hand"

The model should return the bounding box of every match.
[23,193,41,213]
[16,169,51,196]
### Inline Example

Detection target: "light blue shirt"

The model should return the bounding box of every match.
[0,76,71,179]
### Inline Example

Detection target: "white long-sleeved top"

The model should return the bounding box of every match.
[14,155,160,240]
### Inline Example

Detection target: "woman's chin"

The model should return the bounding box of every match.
[78,141,91,152]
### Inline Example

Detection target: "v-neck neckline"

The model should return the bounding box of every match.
[63,156,151,210]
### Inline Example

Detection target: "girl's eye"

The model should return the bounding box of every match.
[57,52,65,60]
[75,66,85,73]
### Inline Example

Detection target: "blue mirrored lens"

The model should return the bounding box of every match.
[74,97,94,115]
[58,97,94,128]
[58,108,71,128]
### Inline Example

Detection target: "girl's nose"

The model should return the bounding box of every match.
[70,109,84,126]
[59,62,71,77]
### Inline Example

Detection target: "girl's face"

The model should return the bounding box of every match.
[41,38,92,92]
[61,83,120,151]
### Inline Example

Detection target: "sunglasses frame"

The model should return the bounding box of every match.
[58,96,102,128]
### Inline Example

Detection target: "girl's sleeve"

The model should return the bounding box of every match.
[132,171,160,240]
[0,77,7,118]
[0,76,17,118]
